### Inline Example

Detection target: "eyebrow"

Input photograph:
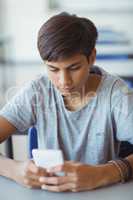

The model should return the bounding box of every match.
[47,61,81,70]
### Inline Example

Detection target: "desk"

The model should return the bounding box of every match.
[0,176,132,200]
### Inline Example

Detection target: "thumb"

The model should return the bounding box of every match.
[26,160,39,174]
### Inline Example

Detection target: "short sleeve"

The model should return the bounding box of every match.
[111,79,133,144]
[0,81,37,132]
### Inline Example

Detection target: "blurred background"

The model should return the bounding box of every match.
[0,0,133,160]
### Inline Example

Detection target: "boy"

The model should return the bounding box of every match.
[0,12,133,192]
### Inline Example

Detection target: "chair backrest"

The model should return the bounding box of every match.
[28,127,38,159]
[119,141,133,158]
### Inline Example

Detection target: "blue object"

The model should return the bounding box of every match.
[28,127,38,159]
[96,54,129,60]
[124,80,133,88]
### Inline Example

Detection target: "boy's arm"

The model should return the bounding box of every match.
[101,154,133,186]
[0,153,18,180]
[0,116,18,179]
[41,154,133,192]
[0,116,48,188]
[0,116,17,143]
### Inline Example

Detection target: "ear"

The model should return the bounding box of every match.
[87,48,96,65]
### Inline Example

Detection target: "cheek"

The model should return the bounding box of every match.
[48,73,59,85]
[73,69,89,82]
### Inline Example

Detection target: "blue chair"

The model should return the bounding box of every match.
[28,127,38,158]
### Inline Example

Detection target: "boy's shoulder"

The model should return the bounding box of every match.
[94,66,125,90]
[29,74,51,92]
[95,66,132,100]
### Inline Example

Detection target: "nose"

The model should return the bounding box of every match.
[59,71,72,88]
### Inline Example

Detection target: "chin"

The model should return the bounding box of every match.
[60,91,72,96]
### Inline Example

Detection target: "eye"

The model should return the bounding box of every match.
[48,67,59,72]
[70,66,81,71]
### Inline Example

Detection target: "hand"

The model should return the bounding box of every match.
[13,160,50,188]
[39,161,106,192]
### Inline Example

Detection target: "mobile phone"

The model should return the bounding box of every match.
[32,149,64,171]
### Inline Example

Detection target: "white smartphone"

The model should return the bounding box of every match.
[32,149,64,171]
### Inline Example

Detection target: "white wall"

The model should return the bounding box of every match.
[4,0,50,62]
[3,0,133,64]
[12,135,28,161]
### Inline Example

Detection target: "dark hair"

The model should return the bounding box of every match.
[37,12,98,61]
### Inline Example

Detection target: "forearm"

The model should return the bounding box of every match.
[98,154,133,188]
[95,162,121,188]
[0,153,17,180]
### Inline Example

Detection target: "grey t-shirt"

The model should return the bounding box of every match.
[0,66,133,164]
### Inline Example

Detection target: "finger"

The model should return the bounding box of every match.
[24,172,38,181]
[39,175,76,185]
[25,160,39,174]
[24,169,42,181]
[71,186,92,192]
[25,168,50,183]
[26,161,48,176]
[41,182,77,192]
[23,177,42,189]
[49,161,77,174]
[38,167,49,176]
[39,176,70,185]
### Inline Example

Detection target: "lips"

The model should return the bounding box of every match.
[59,87,75,94]
[63,87,73,90]
[61,87,74,91]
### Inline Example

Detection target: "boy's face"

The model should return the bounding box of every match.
[45,49,96,96]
